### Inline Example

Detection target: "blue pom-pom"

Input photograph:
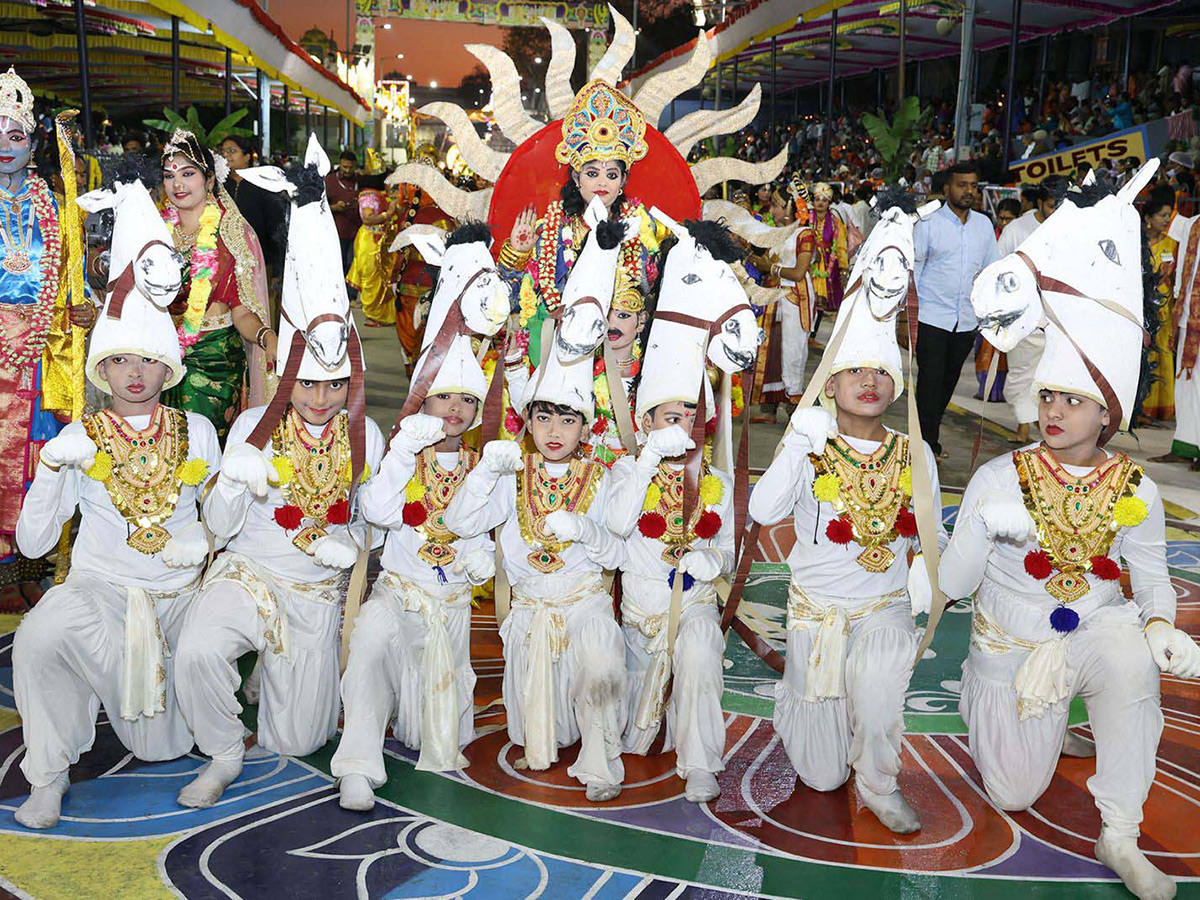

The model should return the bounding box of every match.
[668,569,695,592]
[1049,605,1079,634]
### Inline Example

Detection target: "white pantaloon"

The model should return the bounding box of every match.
[1172,369,1200,456]
[1005,330,1044,425]
[774,596,915,795]
[621,579,725,778]
[331,573,476,784]
[780,299,809,399]
[13,573,196,787]
[503,572,626,787]
[961,590,1161,838]
[175,554,344,760]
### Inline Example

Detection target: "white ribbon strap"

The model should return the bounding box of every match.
[121,586,170,721]
[971,604,1070,721]
[788,583,898,702]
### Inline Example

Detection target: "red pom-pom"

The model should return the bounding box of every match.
[638,512,667,539]
[1024,549,1054,580]
[592,415,608,436]
[274,504,303,531]
[402,501,428,527]
[695,510,721,539]
[326,498,350,525]
[894,507,917,538]
[629,359,641,377]
[1090,555,1121,580]
[593,358,604,376]
[825,516,854,545]
[704,416,717,437]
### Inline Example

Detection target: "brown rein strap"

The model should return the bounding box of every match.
[105,239,176,319]
[1014,249,1148,345]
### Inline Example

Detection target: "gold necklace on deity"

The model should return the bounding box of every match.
[515,452,604,573]
[273,408,352,552]
[83,406,189,554]
[0,190,35,275]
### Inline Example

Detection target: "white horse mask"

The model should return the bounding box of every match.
[555,196,641,362]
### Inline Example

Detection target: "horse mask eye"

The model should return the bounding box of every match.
[999,272,1020,293]
[1098,239,1120,264]
[682,273,701,285]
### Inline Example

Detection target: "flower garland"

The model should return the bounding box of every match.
[811,433,914,574]
[590,355,641,466]
[162,202,221,349]
[638,464,724,566]
[0,176,62,372]
[1013,446,1145,628]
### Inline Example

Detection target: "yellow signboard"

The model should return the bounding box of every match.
[1009,126,1149,185]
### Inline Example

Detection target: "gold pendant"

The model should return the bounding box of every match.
[856,545,896,574]
[292,525,327,553]
[528,548,564,574]
[660,543,688,566]
[1046,570,1090,604]
[2,249,32,275]
[418,542,457,567]
[128,524,171,555]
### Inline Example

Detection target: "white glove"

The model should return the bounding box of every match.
[160,522,208,568]
[482,440,523,476]
[788,406,836,455]
[1145,621,1200,678]
[545,509,603,548]
[308,531,360,569]
[975,489,1036,542]
[907,554,933,617]
[639,425,695,470]
[39,431,98,471]
[457,548,495,585]
[220,442,277,499]
[391,413,445,455]
[680,548,723,582]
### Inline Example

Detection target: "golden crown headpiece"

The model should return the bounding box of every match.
[556,80,648,172]
[0,67,35,134]
[162,129,213,174]
[811,181,834,201]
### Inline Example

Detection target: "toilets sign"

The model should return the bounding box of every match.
[1010,125,1149,185]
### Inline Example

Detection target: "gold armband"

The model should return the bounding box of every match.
[498,240,533,271]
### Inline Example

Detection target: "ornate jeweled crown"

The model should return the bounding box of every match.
[162,129,212,175]
[555,80,648,172]
[0,67,35,133]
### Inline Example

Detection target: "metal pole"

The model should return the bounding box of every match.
[770,36,777,154]
[283,85,290,157]
[1036,36,1049,120]
[346,0,353,64]
[953,0,976,161]
[305,96,311,138]
[824,7,837,176]
[631,0,639,74]
[224,47,232,118]
[732,54,739,107]
[898,0,906,101]
[1122,17,1132,90]
[915,59,922,98]
[1000,0,1023,174]
[877,68,883,109]
[171,15,180,114]
[73,0,94,149]
[257,70,269,157]
[715,61,723,112]
[322,105,328,148]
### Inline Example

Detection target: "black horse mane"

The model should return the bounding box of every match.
[873,185,919,215]
[112,154,162,189]
[684,219,744,264]
[284,161,326,207]
[1130,227,1162,428]
[446,221,492,248]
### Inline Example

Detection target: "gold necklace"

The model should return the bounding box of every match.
[273,409,352,552]
[412,445,477,567]
[646,462,706,564]
[812,433,910,573]
[83,406,189,554]
[1014,446,1141,603]
[0,191,35,275]
[516,452,604,573]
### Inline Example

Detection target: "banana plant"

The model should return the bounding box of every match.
[143,106,253,147]
[861,96,928,181]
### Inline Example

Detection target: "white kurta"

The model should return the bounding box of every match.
[1169,214,1200,457]
[175,407,384,760]
[606,457,733,776]
[445,457,628,787]
[331,445,492,779]
[13,410,221,787]
[998,211,1048,426]
[748,427,946,795]
[939,448,1172,837]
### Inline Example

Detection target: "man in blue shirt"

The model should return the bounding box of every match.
[912,162,1001,457]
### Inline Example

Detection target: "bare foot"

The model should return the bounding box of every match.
[14,772,69,829]
[1095,827,1175,900]
[177,756,243,809]
[338,774,376,811]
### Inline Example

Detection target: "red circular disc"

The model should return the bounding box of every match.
[487,120,702,255]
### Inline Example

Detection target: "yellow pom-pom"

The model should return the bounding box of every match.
[642,483,662,511]
[272,456,294,485]
[812,472,841,503]
[1113,495,1148,528]
[84,450,112,482]
[405,477,425,503]
[899,466,912,497]
[361,462,372,483]
[518,275,538,327]
[700,474,724,506]
[638,209,662,253]
[175,458,209,486]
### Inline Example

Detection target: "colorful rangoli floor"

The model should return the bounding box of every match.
[1,486,1198,899]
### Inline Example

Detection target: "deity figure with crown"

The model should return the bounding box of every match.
[0,67,85,607]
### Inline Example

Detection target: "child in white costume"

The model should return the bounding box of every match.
[748,232,946,834]
[333,349,497,810]
[11,175,220,829]
[941,163,1200,900]
[445,349,628,802]
[174,142,384,809]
